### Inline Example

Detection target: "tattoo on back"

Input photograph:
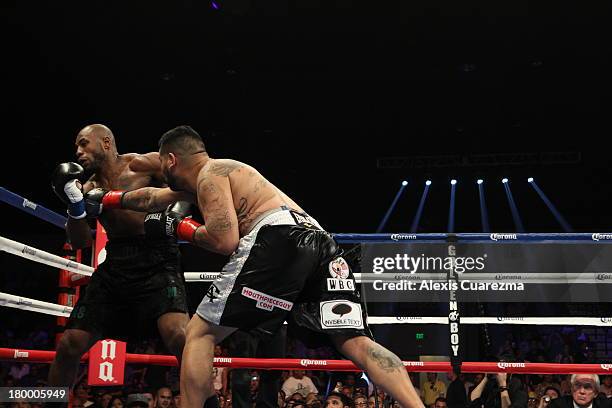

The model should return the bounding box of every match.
[236,198,248,222]
[210,161,244,177]
[367,345,404,373]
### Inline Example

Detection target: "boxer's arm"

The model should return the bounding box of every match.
[120,187,195,212]
[130,152,165,184]
[191,169,240,255]
[66,182,95,248]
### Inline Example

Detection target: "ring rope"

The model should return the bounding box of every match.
[1,294,610,327]
[0,292,72,317]
[0,235,93,276]
[0,347,611,374]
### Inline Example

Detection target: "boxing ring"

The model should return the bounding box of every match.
[1,186,612,386]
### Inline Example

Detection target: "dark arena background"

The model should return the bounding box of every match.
[1,2,611,408]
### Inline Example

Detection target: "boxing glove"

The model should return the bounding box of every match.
[85,188,125,217]
[144,201,202,241]
[51,162,86,219]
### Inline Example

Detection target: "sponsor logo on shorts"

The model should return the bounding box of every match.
[601,364,612,371]
[497,317,524,321]
[490,233,517,241]
[592,233,612,241]
[597,274,612,281]
[329,257,350,279]
[300,359,327,367]
[391,234,417,241]
[395,317,423,321]
[241,287,293,312]
[601,317,612,323]
[326,278,355,292]
[497,362,525,369]
[403,361,425,366]
[22,199,37,210]
[14,350,29,359]
[291,211,317,229]
[214,357,232,364]
[205,284,220,303]
[320,300,364,329]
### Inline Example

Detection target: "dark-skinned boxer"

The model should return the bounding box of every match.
[49,124,192,392]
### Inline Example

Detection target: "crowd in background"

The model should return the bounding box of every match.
[1,322,611,408]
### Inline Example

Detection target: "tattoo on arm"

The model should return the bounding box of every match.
[123,188,158,211]
[366,344,404,373]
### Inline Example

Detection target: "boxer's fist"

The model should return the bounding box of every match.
[51,162,86,219]
[144,201,201,241]
[85,188,125,217]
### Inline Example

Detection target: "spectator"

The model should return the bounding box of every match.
[110,397,124,408]
[306,393,323,408]
[287,392,307,408]
[469,373,527,408]
[600,376,612,399]
[446,372,467,408]
[537,387,560,408]
[173,392,181,408]
[535,376,561,398]
[548,375,609,408]
[96,393,113,408]
[282,370,319,399]
[434,397,448,408]
[156,387,173,408]
[126,394,151,408]
[424,373,447,407]
[353,394,367,408]
[141,389,156,408]
[325,392,352,408]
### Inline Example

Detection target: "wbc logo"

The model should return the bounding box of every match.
[87,339,126,386]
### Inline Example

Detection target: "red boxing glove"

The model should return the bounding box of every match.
[176,218,202,242]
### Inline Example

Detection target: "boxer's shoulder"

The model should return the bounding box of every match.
[126,152,161,173]
[205,158,248,177]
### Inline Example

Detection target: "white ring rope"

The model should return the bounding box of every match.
[2,238,610,325]
[1,293,610,326]
[0,236,93,276]
[2,237,606,285]
[0,292,72,317]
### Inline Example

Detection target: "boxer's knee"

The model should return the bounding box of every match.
[55,330,94,361]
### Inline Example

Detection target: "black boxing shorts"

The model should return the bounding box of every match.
[66,235,187,340]
[196,207,372,346]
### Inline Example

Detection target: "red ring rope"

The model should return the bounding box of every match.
[1,348,611,374]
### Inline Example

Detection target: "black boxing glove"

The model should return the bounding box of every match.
[51,162,86,219]
[85,188,126,218]
[144,201,202,241]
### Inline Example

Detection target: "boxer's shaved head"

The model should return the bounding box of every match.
[75,123,118,171]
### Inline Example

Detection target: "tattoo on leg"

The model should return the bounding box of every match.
[367,344,404,373]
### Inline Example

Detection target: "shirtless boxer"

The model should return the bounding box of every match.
[85,125,424,408]
[49,124,190,388]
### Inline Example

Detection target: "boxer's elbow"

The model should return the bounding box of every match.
[216,241,239,256]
